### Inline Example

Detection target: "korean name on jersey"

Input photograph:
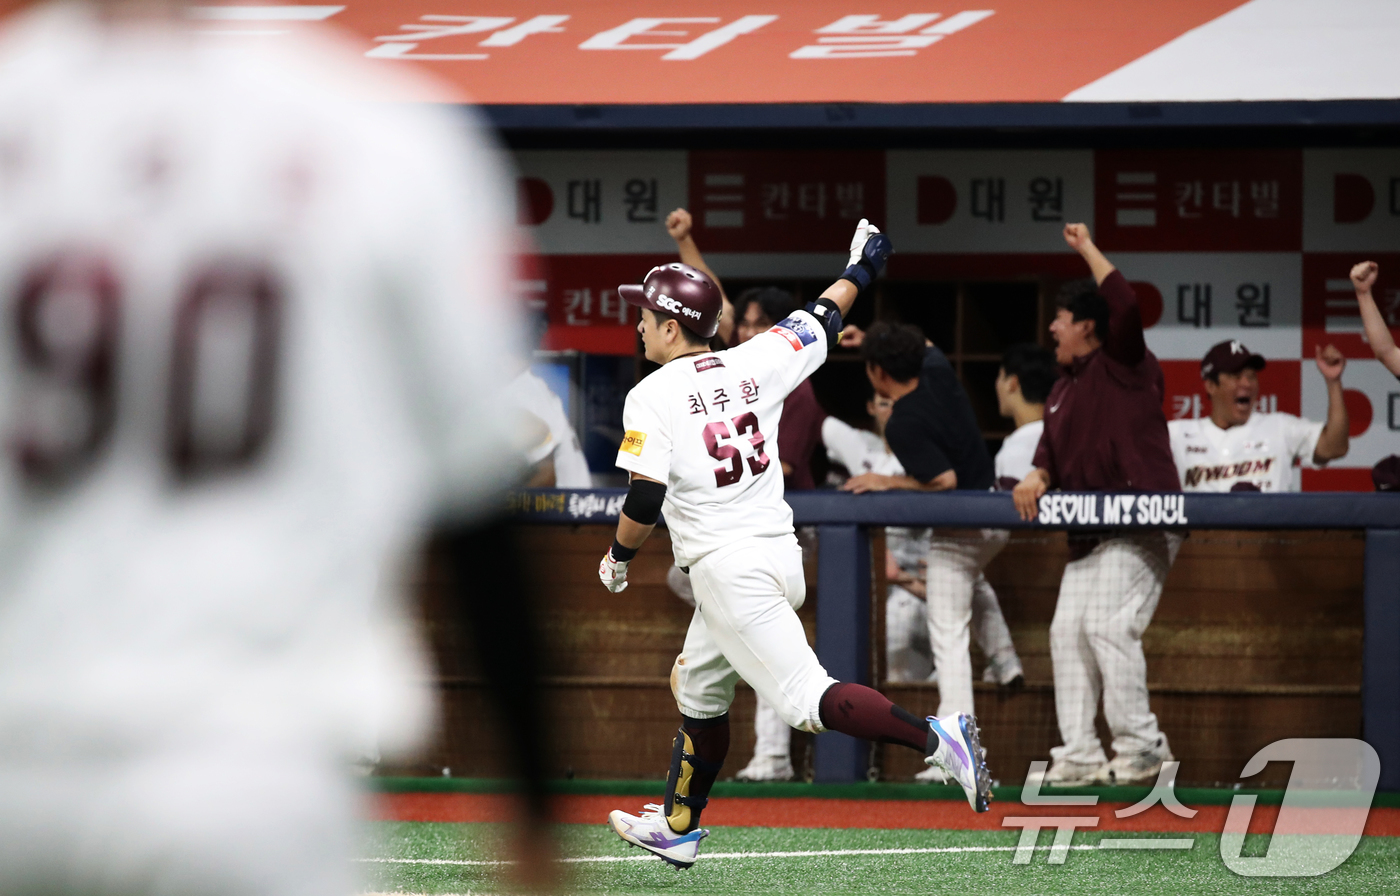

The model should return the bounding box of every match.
[1168,413,1323,492]
[616,311,826,567]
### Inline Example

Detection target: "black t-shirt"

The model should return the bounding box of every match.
[884,346,994,490]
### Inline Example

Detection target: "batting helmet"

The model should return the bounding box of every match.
[618,263,722,339]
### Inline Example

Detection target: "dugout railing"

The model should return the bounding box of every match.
[507,489,1400,790]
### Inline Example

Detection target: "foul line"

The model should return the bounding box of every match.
[358,844,1109,867]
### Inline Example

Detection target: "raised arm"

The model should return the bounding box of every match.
[1065,223,1144,366]
[1064,222,1115,285]
[1352,261,1400,377]
[667,208,734,345]
[822,218,892,319]
[1312,344,1350,463]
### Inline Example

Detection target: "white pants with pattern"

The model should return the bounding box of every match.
[925,530,1013,717]
[887,576,1020,686]
[1049,532,1183,765]
[673,535,837,733]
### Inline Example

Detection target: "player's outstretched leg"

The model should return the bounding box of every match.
[818,683,992,812]
[608,713,728,868]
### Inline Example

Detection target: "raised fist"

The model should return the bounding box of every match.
[666,208,692,242]
[1062,223,1093,252]
[1351,261,1379,293]
[1316,343,1346,382]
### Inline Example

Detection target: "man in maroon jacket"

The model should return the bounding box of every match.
[1013,223,1182,787]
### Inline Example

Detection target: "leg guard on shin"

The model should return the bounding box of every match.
[664,719,726,834]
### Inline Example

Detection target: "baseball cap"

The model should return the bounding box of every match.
[618,262,722,339]
[1201,340,1266,378]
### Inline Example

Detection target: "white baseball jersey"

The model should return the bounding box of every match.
[0,5,520,758]
[1168,413,1323,492]
[616,311,826,567]
[995,420,1043,485]
[509,370,592,488]
[820,416,928,571]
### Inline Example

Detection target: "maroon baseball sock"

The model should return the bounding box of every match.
[818,682,931,752]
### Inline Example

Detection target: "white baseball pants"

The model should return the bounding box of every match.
[886,577,1022,685]
[673,534,837,733]
[749,696,792,761]
[925,529,1013,717]
[1049,532,1183,765]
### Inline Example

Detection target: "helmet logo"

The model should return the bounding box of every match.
[656,294,701,320]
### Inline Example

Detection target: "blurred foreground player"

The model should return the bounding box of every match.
[1013,224,1182,786]
[0,3,545,894]
[599,222,992,869]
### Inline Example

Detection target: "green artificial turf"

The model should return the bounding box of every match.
[359,821,1400,896]
[365,777,1400,809]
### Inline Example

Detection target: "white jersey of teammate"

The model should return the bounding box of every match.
[509,370,592,488]
[996,420,1043,485]
[1168,413,1322,492]
[0,7,518,767]
[617,311,826,567]
[820,417,927,569]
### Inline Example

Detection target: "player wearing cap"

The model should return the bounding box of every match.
[1168,340,1349,492]
[1013,224,1182,786]
[598,222,993,869]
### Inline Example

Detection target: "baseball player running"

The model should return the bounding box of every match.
[1168,340,1349,492]
[599,222,992,869]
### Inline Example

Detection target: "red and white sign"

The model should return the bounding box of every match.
[1117,252,1301,360]
[535,254,668,355]
[309,1,1249,104]
[1301,253,1400,361]
[1302,360,1398,470]
[1094,150,1302,253]
[688,151,884,253]
[1303,149,1400,252]
[514,151,687,254]
[886,150,1094,253]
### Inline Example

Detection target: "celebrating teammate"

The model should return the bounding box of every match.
[842,322,1020,743]
[1168,340,1349,491]
[1013,223,1182,786]
[598,221,992,869]
[1351,261,1400,378]
[822,391,1022,786]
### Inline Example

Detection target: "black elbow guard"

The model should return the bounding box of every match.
[622,478,667,526]
[804,297,844,346]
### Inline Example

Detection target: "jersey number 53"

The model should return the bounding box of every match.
[703,411,771,487]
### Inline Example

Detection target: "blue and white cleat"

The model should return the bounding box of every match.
[608,803,708,868]
[926,713,993,813]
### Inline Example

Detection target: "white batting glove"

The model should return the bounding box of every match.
[599,549,631,593]
[847,218,881,267]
